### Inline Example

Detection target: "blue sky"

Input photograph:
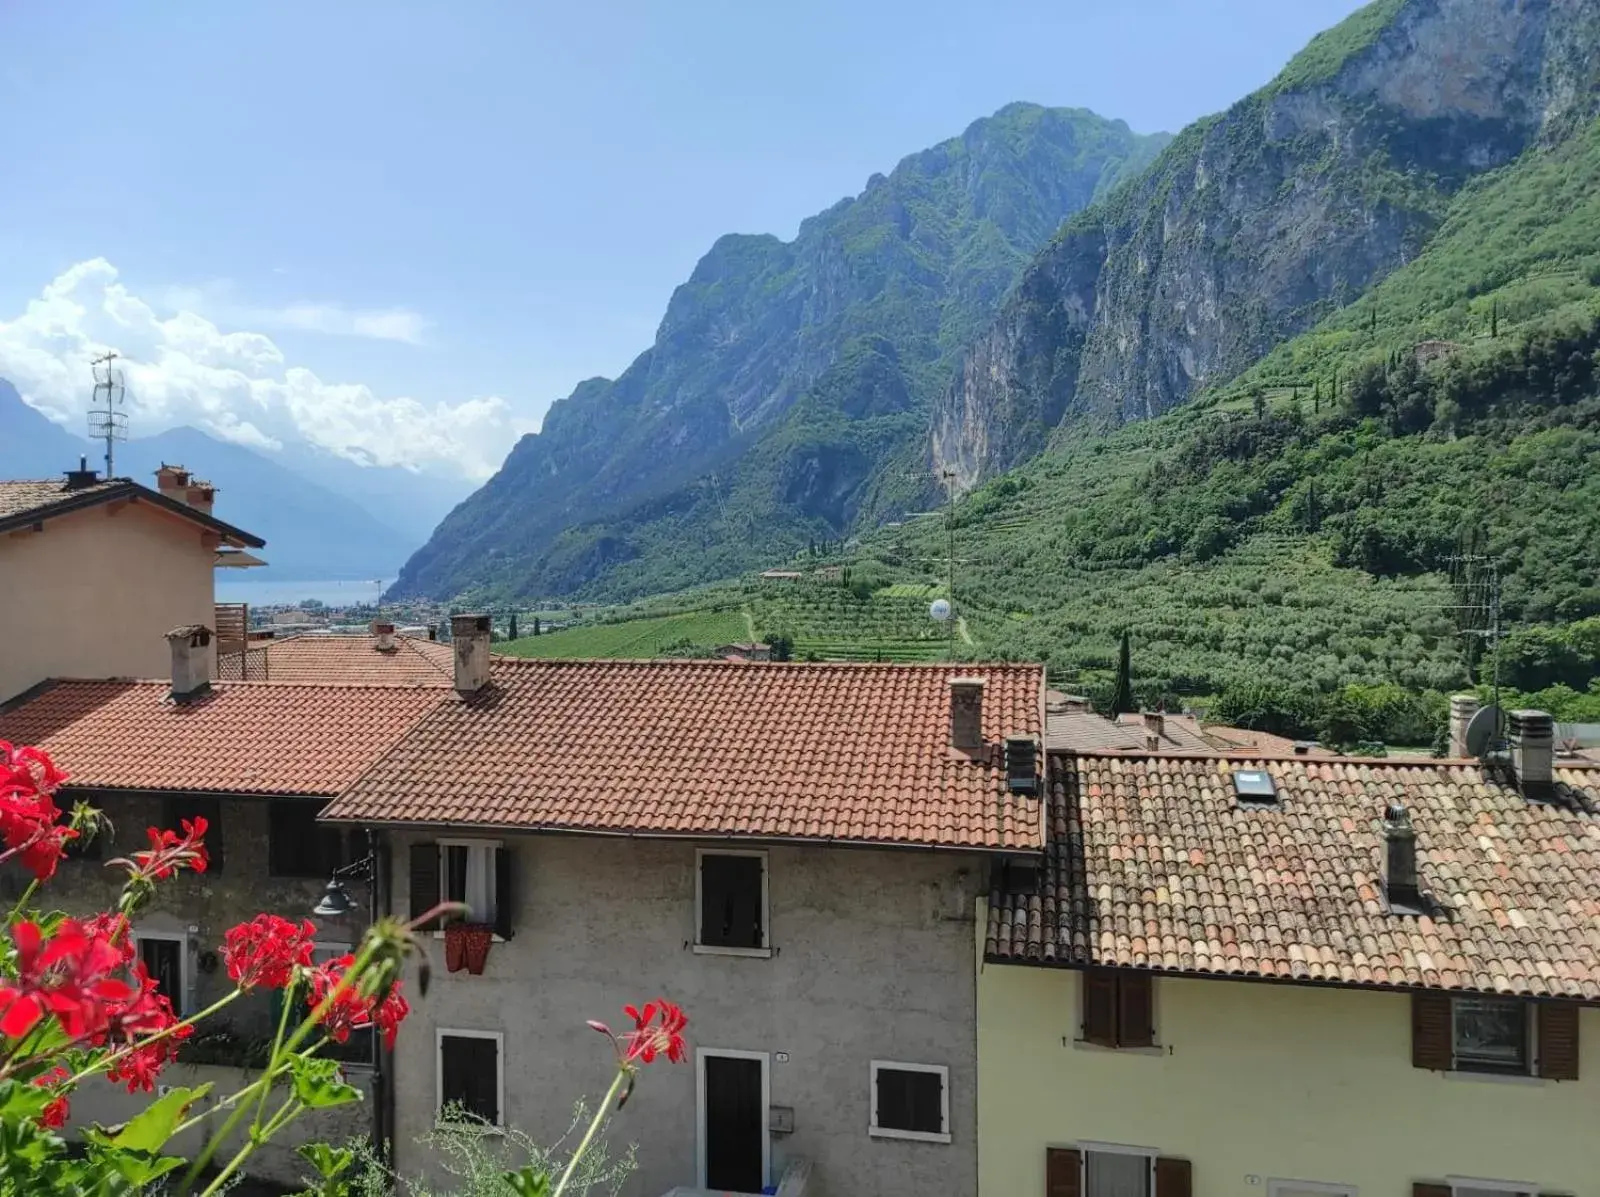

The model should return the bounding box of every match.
[0,0,1367,477]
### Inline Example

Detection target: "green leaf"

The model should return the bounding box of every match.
[502,1166,552,1197]
[105,1083,211,1153]
[297,1140,355,1180]
[289,1054,363,1109]
[100,1148,185,1188]
[0,1079,53,1124]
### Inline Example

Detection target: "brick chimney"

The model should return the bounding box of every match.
[948,678,986,751]
[1448,694,1480,758]
[371,620,397,652]
[452,614,492,694]
[156,465,190,503]
[1142,710,1164,752]
[1381,801,1421,911]
[166,624,213,702]
[184,479,216,515]
[1508,709,1554,793]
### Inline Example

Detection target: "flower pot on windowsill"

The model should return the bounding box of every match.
[445,922,494,974]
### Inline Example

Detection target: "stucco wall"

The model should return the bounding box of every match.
[40,791,370,1038]
[977,939,1599,1196]
[0,501,216,702]
[67,1061,372,1188]
[387,832,983,1197]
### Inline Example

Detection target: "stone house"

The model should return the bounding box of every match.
[0,464,265,704]
[321,618,1048,1197]
[979,717,1600,1197]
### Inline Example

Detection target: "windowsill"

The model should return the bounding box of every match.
[1071,1039,1166,1057]
[1443,1068,1544,1086]
[435,1118,504,1136]
[869,1126,951,1145]
[692,943,773,958]
[430,930,508,944]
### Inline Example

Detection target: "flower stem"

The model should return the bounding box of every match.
[250,972,300,1132]
[550,1069,626,1197]
[3,877,39,925]
[65,988,242,1086]
[194,1098,304,1197]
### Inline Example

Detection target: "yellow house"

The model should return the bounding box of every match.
[0,464,265,703]
[979,716,1599,1197]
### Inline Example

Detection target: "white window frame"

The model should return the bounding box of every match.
[436,1028,505,1131]
[1077,1141,1157,1197]
[1267,1182,1357,1197]
[312,940,352,966]
[696,1047,771,1190]
[133,931,189,1017]
[1447,1180,1538,1197]
[435,838,501,935]
[693,848,772,958]
[868,1059,951,1144]
[1450,995,1534,1075]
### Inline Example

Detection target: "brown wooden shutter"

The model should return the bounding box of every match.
[1119,972,1155,1047]
[1537,1001,1580,1080]
[492,846,514,941]
[1154,1156,1191,1197]
[1412,1185,1451,1197]
[1411,992,1453,1071]
[409,842,440,929]
[1044,1148,1080,1197]
[1082,971,1118,1047]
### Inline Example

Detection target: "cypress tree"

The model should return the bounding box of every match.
[1491,297,1499,338]
[533,616,542,636]
[1109,630,1136,715]
[508,611,519,640]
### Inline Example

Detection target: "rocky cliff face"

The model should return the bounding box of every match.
[392,104,1167,600]
[932,0,1600,490]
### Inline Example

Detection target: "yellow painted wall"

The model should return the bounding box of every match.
[978,933,1600,1195]
[0,502,216,701]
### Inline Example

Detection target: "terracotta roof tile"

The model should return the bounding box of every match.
[218,635,452,685]
[0,478,263,546]
[324,659,1046,849]
[0,680,444,796]
[985,752,1600,1000]
[0,479,125,520]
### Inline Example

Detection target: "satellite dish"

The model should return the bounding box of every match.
[1464,704,1502,758]
[929,598,952,622]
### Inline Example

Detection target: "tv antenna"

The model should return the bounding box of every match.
[1445,546,1504,755]
[88,352,128,479]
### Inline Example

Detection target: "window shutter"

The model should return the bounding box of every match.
[1411,991,1453,1071]
[1154,1156,1191,1197]
[1082,971,1118,1047]
[1536,1001,1580,1080]
[1412,1185,1451,1197]
[1044,1148,1080,1197]
[1119,972,1155,1047]
[493,846,514,940]
[409,842,440,929]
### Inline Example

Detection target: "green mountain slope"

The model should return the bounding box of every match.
[392,104,1167,601]
[932,0,1600,489]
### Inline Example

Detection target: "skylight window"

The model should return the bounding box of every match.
[1231,769,1278,805]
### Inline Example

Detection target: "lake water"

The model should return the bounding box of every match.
[215,577,394,607]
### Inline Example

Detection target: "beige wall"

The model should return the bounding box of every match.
[0,502,216,701]
[978,939,1599,1196]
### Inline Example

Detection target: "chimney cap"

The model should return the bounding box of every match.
[64,456,99,490]
[452,613,492,636]
[165,624,213,646]
[1509,709,1554,737]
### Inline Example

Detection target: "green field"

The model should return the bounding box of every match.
[500,609,749,658]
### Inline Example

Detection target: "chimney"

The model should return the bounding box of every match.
[1508,709,1554,793]
[64,456,99,491]
[1142,709,1164,752]
[371,620,397,652]
[165,624,213,702]
[1448,693,1480,758]
[184,479,215,515]
[948,677,986,751]
[1381,801,1421,911]
[156,464,190,504]
[452,613,492,694]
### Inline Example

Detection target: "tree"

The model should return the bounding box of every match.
[769,632,795,662]
[508,612,519,641]
[1109,630,1136,714]
[1491,297,1499,338]
[533,616,542,636]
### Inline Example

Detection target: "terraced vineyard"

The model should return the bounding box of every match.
[747,580,957,662]
[500,608,749,659]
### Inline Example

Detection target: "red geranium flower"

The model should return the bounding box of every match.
[100,963,190,1093]
[589,998,688,1070]
[306,954,411,1050]
[32,1065,71,1128]
[371,984,409,1051]
[221,915,316,990]
[0,919,135,1040]
[0,742,76,881]
[124,817,209,880]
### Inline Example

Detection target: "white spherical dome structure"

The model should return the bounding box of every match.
[929,598,952,622]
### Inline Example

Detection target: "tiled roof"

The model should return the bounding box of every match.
[1046,709,1143,753]
[0,680,444,796]
[1113,712,1215,752]
[217,634,452,685]
[985,752,1600,1000]
[0,478,264,546]
[324,659,1046,850]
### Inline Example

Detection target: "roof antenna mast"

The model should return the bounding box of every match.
[88,352,127,479]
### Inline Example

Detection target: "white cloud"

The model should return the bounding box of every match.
[0,258,526,479]
[246,302,430,345]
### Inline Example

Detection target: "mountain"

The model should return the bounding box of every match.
[932,0,1600,489]
[0,382,419,580]
[390,103,1169,601]
[268,443,474,547]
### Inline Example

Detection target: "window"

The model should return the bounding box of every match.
[268,800,345,878]
[162,795,222,871]
[1085,1149,1153,1197]
[1448,1183,1537,1197]
[1231,769,1278,806]
[696,850,768,954]
[1047,1148,1190,1197]
[868,1061,949,1143]
[437,1030,503,1127]
[1081,969,1155,1049]
[1453,996,1530,1074]
[409,840,513,938]
[135,934,186,1017]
